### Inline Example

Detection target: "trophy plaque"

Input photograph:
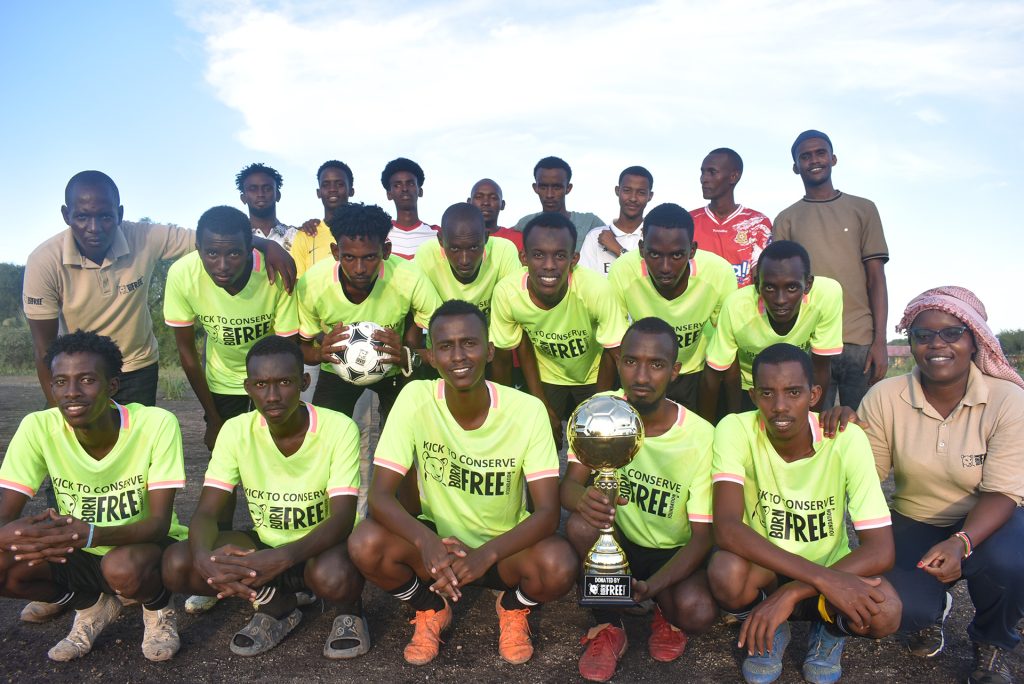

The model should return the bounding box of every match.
[568,395,645,607]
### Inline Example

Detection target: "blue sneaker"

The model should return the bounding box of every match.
[741,621,791,684]
[802,621,847,684]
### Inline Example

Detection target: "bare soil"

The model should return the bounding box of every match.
[0,375,1019,682]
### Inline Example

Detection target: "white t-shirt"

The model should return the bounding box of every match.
[578,222,643,277]
[389,220,438,260]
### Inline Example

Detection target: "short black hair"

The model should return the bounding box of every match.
[429,299,488,338]
[522,212,577,251]
[470,178,502,198]
[236,163,284,192]
[45,330,123,380]
[622,317,677,358]
[246,336,304,376]
[618,165,653,188]
[791,130,833,162]
[317,160,354,187]
[641,203,694,241]
[196,205,253,248]
[381,157,425,189]
[326,202,392,246]
[758,240,811,281]
[533,156,572,183]
[752,343,814,387]
[65,170,120,207]
[707,148,743,175]
[440,203,485,238]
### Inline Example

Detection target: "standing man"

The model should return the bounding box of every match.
[291,160,355,277]
[562,318,718,682]
[381,157,437,259]
[348,301,577,666]
[773,130,889,408]
[468,178,523,250]
[608,203,737,413]
[237,163,297,252]
[700,240,843,420]
[490,213,629,447]
[22,170,297,409]
[0,331,186,662]
[578,166,654,276]
[690,148,772,287]
[513,156,604,254]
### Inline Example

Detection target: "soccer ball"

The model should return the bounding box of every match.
[567,395,645,470]
[329,321,392,386]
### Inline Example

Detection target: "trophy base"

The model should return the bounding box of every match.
[579,573,635,607]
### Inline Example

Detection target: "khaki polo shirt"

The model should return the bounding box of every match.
[23,221,194,372]
[860,365,1024,526]
[773,192,888,346]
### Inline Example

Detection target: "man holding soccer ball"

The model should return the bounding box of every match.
[295,203,441,424]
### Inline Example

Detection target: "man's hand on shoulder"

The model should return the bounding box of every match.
[298,218,320,236]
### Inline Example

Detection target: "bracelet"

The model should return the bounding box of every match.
[400,347,420,378]
[953,531,973,558]
[817,594,834,624]
[84,523,96,549]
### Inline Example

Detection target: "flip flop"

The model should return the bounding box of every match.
[323,614,371,659]
[230,609,302,656]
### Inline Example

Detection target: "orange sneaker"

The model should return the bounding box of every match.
[403,599,452,666]
[579,623,627,682]
[495,592,533,664]
[648,606,688,662]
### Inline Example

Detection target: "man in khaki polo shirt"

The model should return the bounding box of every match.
[23,170,297,408]
[773,130,889,409]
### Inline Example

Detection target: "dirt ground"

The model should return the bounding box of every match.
[0,374,1020,683]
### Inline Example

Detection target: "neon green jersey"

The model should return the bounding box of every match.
[608,249,737,374]
[414,236,520,320]
[375,380,559,548]
[164,250,299,394]
[490,266,628,385]
[296,257,442,375]
[203,404,360,548]
[0,403,187,556]
[711,411,891,567]
[706,277,844,389]
[568,392,714,549]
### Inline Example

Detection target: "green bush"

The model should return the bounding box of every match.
[0,327,35,373]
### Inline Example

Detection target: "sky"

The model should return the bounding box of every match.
[2,0,1022,334]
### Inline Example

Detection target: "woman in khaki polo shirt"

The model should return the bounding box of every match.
[835,287,1024,684]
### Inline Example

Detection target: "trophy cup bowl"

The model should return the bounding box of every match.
[568,395,644,606]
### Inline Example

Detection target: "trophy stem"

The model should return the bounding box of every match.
[585,467,630,575]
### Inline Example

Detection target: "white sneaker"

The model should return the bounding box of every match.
[48,594,122,661]
[142,606,180,661]
[184,594,219,614]
[20,601,67,623]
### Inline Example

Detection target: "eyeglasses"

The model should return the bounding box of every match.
[908,326,969,344]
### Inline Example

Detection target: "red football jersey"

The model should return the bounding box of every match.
[690,206,772,287]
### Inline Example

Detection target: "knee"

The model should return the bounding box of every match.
[664,584,719,634]
[306,548,363,603]
[534,537,579,594]
[102,548,156,596]
[706,551,750,608]
[565,513,599,551]
[866,578,902,638]
[161,542,193,593]
[346,521,389,573]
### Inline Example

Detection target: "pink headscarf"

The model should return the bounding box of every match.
[897,286,1024,390]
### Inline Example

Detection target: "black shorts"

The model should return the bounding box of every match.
[419,519,512,591]
[50,537,177,595]
[616,533,680,582]
[312,368,403,426]
[209,392,253,421]
[239,530,309,593]
[541,382,598,421]
[666,371,700,413]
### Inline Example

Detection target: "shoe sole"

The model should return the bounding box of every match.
[909,592,952,659]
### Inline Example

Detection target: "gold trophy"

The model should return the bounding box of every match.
[568,395,645,606]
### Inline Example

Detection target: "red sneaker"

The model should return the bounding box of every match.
[579,623,627,682]
[648,606,687,662]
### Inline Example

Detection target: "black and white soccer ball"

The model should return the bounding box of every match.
[329,321,392,386]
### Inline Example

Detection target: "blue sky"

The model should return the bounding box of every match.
[3,1,1023,334]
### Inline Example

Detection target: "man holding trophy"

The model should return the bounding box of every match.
[562,318,719,682]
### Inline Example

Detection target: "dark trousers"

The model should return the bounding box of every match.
[112,362,159,406]
[886,509,1024,650]
[312,369,402,430]
[822,343,872,409]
